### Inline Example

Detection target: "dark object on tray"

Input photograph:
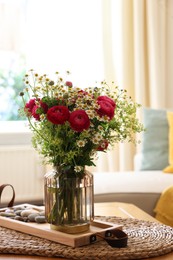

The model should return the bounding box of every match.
[96,228,128,248]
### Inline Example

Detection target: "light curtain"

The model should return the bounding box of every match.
[89,0,173,173]
[1,0,172,173]
[0,0,26,52]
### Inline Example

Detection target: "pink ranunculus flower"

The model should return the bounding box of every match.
[97,140,109,151]
[32,105,40,121]
[65,81,73,87]
[47,106,70,125]
[69,109,90,132]
[97,100,115,120]
[97,95,116,108]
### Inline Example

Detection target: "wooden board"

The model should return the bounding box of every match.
[0,204,122,247]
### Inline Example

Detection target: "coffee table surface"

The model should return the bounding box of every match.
[0,202,172,260]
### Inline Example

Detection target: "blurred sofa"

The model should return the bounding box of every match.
[93,170,173,217]
[94,108,173,217]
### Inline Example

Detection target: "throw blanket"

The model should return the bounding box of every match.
[154,185,173,227]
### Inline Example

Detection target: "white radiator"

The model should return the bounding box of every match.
[0,145,46,205]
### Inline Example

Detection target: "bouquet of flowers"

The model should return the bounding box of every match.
[20,69,144,176]
[19,69,144,230]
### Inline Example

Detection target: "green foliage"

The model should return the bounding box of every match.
[20,70,145,174]
[0,68,26,120]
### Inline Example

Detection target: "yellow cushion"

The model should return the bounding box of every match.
[155,213,173,227]
[154,185,173,226]
[163,112,173,173]
[163,165,173,173]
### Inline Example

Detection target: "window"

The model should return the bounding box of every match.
[0,0,104,122]
[0,0,27,121]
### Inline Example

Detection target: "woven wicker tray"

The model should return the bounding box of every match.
[0,215,173,259]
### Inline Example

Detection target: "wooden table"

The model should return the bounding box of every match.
[0,202,173,260]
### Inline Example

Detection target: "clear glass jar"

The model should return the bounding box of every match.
[44,166,94,234]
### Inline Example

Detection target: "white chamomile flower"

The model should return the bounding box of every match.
[90,122,94,127]
[96,115,104,122]
[92,136,99,145]
[98,125,103,131]
[40,114,46,120]
[93,103,100,109]
[86,110,95,119]
[77,140,86,147]
[98,115,109,122]
[95,133,102,141]
[74,166,83,172]
[83,104,88,109]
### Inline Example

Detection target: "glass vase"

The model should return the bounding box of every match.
[44,166,94,234]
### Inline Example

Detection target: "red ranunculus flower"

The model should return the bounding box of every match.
[97,95,116,108]
[97,140,109,151]
[25,98,36,114]
[25,98,48,120]
[69,110,90,132]
[47,106,70,125]
[40,100,48,113]
[32,105,40,121]
[97,100,115,120]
